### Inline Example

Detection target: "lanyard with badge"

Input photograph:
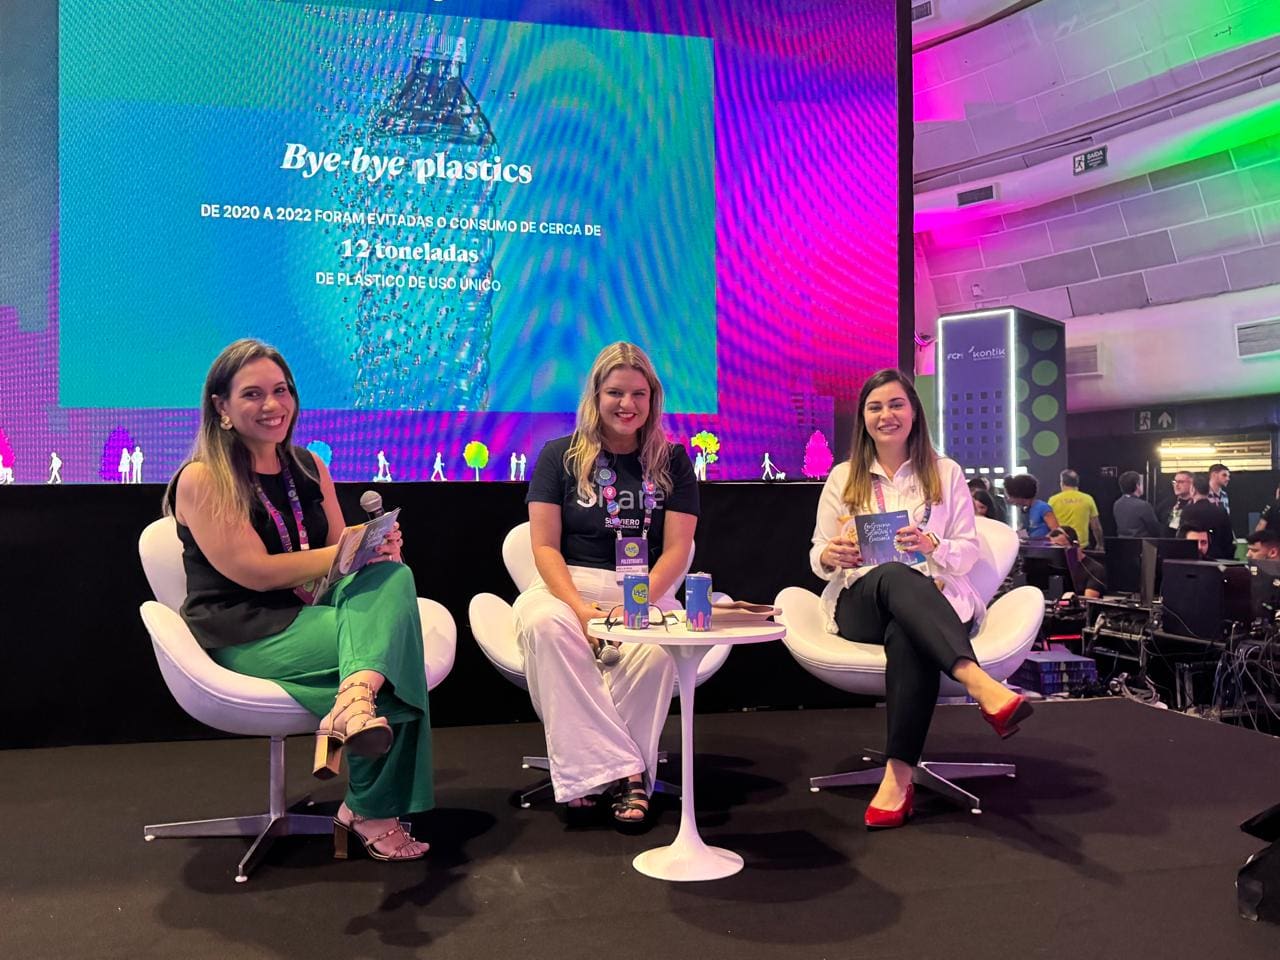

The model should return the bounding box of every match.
[252,457,318,603]
[596,451,655,583]
[871,474,933,528]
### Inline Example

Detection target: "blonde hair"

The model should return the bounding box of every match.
[564,342,672,502]
[841,368,942,512]
[163,339,314,524]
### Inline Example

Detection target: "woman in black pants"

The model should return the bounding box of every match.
[809,369,1032,829]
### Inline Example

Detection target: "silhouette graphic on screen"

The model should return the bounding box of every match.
[118,447,131,484]
[47,451,63,484]
[374,449,393,482]
[430,451,447,482]
[130,445,144,484]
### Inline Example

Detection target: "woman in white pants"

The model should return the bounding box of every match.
[516,342,699,826]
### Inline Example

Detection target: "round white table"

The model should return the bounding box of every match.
[587,613,785,881]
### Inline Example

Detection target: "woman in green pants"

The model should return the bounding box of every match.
[164,339,432,862]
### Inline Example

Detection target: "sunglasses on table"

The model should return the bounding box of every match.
[602,605,681,631]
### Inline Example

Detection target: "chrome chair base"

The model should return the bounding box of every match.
[145,811,334,883]
[142,735,401,883]
[809,749,1015,814]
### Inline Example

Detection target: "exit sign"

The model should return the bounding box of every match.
[1135,408,1176,432]
[1073,146,1108,175]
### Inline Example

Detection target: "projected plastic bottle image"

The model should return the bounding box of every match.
[349,35,500,412]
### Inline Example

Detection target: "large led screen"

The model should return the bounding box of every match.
[0,0,901,484]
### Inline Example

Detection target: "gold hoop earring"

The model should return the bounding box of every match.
[219,415,233,431]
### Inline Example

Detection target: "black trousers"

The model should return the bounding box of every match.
[834,563,977,765]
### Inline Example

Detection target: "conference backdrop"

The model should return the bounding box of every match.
[0,0,901,484]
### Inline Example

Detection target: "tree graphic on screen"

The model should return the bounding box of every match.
[690,430,720,480]
[304,439,333,468]
[463,441,489,480]
[802,430,834,478]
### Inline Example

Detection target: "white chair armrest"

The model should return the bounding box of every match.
[418,597,456,693]
[140,601,315,737]
[469,593,528,690]
[775,586,890,696]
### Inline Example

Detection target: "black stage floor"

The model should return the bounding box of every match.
[4,700,1279,959]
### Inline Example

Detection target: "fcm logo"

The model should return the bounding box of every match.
[946,352,963,360]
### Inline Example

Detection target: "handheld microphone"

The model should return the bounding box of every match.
[598,642,621,666]
[359,490,385,520]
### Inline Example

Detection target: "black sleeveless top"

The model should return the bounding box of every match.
[170,448,330,649]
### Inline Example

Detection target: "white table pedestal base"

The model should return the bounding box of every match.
[585,617,784,883]
[636,642,744,881]
[633,836,743,881]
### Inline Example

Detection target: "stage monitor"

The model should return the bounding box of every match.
[0,0,907,484]
[1160,560,1252,641]
[1140,538,1201,607]
[1019,542,1067,596]
[1104,537,1147,596]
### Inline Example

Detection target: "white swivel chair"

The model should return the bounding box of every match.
[137,516,456,882]
[468,521,731,807]
[775,516,1044,812]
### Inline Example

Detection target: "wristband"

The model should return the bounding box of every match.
[925,532,940,549]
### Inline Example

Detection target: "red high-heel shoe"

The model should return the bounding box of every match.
[864,783,914,830]
[981,693,1034,739]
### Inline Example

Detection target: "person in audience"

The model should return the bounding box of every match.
[1157,470,1193,537]
[968,476,1007,522]
[1179,473,1234,560]
[1047,525,1106,597]
[971,488,996,519]
[1048,469,1103,549]
[1003,473,1059,539]
[164,339,432,862]
[1245,528,1280,562]
[1178,523,1211,559]
[1207,463,1231,519]
[810,368,1030,831]
[516,342,697,828]
[1112,471,1162,538]
[1255,480,1280,532]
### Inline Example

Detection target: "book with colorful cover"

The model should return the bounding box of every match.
[301,508,401,604]
[851,510,925,567]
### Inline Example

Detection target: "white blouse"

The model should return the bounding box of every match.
[809,456,985,634]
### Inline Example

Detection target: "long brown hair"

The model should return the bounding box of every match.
[564,342,672,502]
[163,339,314,523]
[840,368,942,511]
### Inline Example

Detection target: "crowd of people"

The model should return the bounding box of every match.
[972,462,1280,598]
[983,464,1280,562]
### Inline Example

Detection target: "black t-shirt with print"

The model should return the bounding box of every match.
[526,435,700,570]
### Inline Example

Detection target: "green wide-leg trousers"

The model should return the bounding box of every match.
[212,561,433,818]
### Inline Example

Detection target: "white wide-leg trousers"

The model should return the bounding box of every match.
[514,565,676,802]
